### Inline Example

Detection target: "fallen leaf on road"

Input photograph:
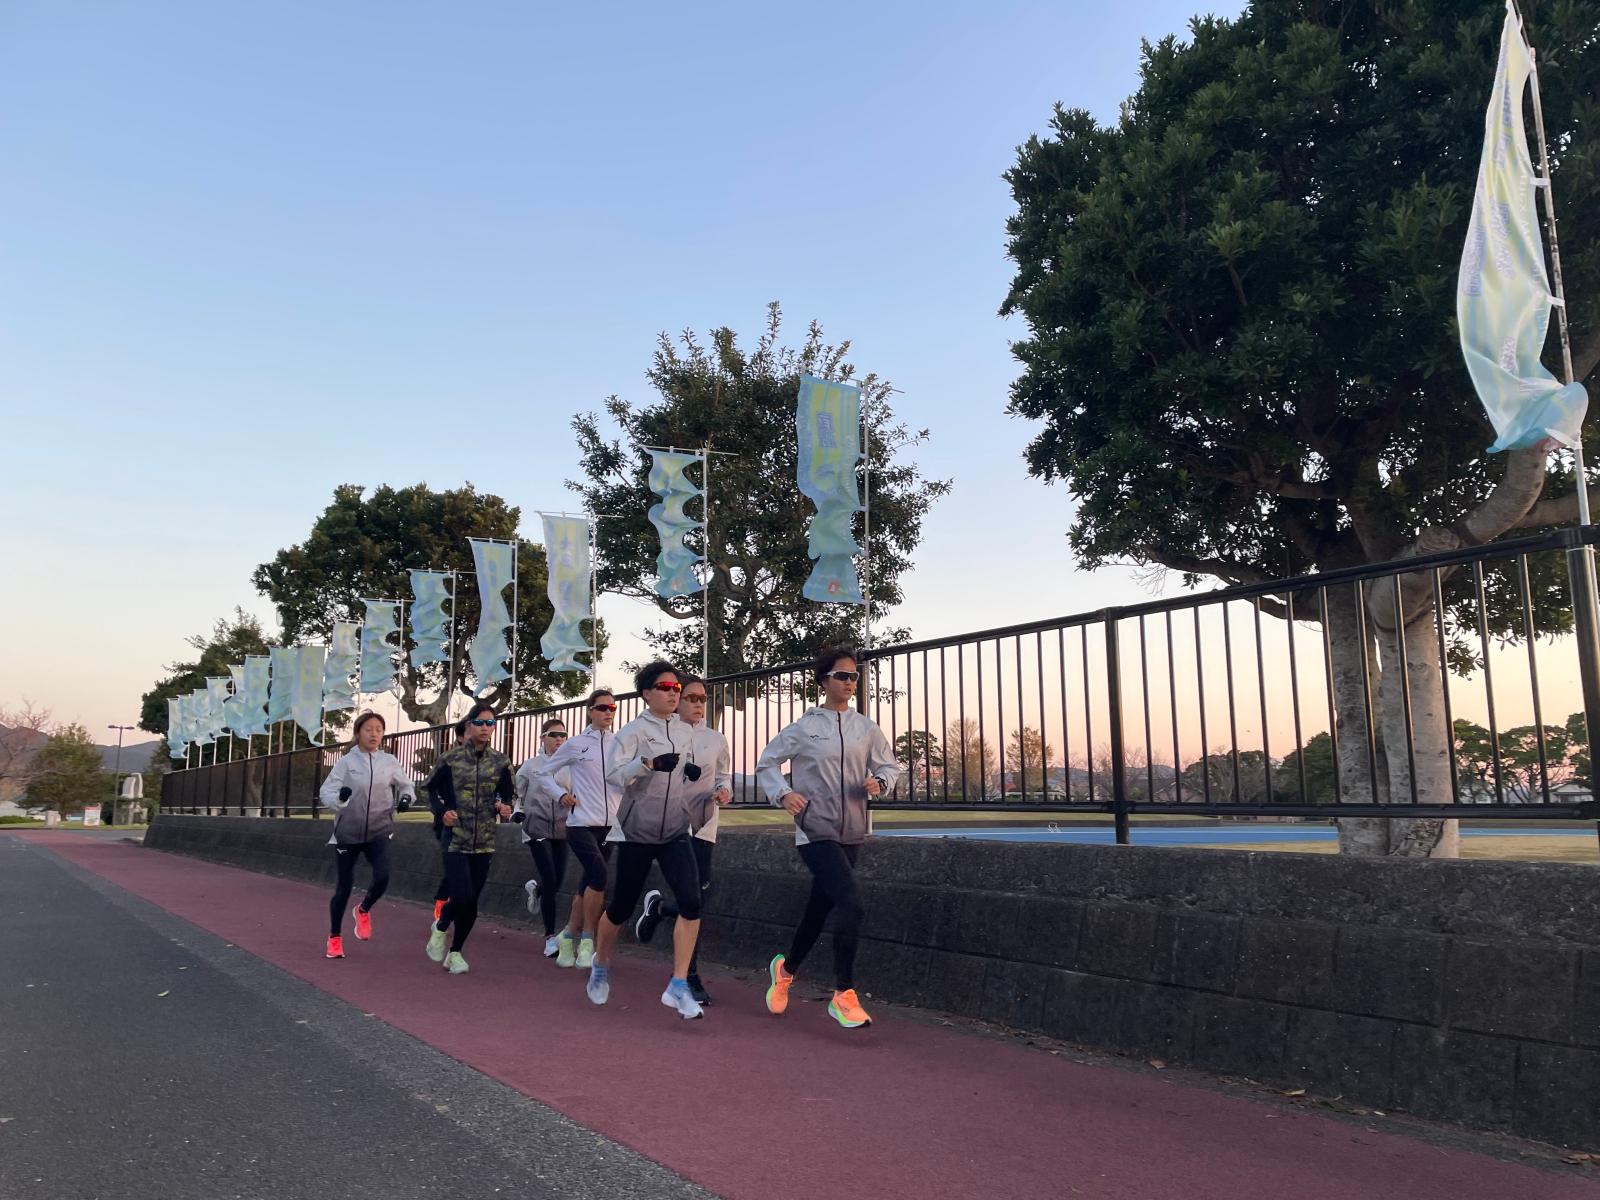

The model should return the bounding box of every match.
[156,991,169,998]
[1563,1153,1598,1165]
[0,1117,14,1123]
[1147,1059,1167,1069]
[1285,1089,1306,1097]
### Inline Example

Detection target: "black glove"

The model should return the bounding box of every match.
[338,786,352,803]
[650,753,681,772]
[511,810,525,824]
[682,762,703,782]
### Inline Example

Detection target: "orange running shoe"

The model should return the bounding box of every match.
[353,907,372,940]
[765,954,793,1015]
[433,899,446,921]
[325,935,345,959]
[828,989,871,1029]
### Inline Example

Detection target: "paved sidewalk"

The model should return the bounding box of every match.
[8,831,1599,1200]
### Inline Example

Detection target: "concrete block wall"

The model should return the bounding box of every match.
[145,816,1600,1148]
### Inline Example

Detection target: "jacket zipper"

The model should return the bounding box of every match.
[362,750,374,843]
[837,711,847,842]
[658,721,676,842]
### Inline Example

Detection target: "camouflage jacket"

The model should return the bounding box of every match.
[436,743,515,853]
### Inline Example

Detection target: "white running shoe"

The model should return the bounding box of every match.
[524,879,540,916]
[576,936,596,969]
[425,925,448,963]
[543,934,560,958]
[661,980,704,1020]
[586,968,610,1006]
[444,951,469,975]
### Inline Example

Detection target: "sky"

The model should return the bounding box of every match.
[4,0,1259,739]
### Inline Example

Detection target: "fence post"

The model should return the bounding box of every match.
[1564,537,1600,847]
[1104,609,1130,845]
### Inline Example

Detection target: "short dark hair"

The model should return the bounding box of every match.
[352,711,386,738]
[634,660,680,693]
[541,718,567,735]
[452,717,468,740]
[678,672,704,690]
[464,701,496,726]
[586,688,615,709]
[815,645,861,682]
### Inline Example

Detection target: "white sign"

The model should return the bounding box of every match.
[83,805,101,827]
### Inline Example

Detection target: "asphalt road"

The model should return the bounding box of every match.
[0,837,710,1200]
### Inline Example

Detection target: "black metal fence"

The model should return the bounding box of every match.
[164,528,1600,840]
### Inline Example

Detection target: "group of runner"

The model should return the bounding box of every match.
[315,645,898,1028]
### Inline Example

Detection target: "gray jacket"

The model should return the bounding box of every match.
[757,706,898,846]
[514,755,571,842]
[606,711,695,844]
[318,749,416,846]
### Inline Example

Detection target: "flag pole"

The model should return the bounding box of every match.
[702,446,711,679]
[510,541,520,710]
[1527,36,1591,525]
[445,568,457,725]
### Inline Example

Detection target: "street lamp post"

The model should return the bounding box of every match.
[108,724,134,826]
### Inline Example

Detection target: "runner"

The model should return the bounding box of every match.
[756,645,898,1029]
[529,689,620,969]
[424,702,514,974]
[635,673,729,1004]
[589,660,704,1019]
[424,718,467,922]
[317,711,416,959]
[513,718,571,958]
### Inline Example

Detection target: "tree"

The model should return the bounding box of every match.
[1179,750,1272,806]
[0,701,52,807]
[138,609,273,759]
[28,724,108,815]
[1274,732,1338,805]
[894,729,944,797]
[1002,0,1600,856]
[252,483,602,725]
[1003,726,1055,794]
[569,303,950,674]
[1453,715,1579,802]
[944,718,998,801]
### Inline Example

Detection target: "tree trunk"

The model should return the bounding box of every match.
[1368,575,1459,858]
[1324,584,1392,854]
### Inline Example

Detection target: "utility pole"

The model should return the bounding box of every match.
[107,723,134,826]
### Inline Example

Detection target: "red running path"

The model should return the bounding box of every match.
[28,833,1600,1200]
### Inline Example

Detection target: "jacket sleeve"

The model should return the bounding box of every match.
[713,732,733,795]
[434,763,458,812]
[865,723,901,793]
[533,740,578,803]
[318,756,351,812]
[513,762,532,814]
[606,725,655,790]
[495,764,516,804]
[390,758,417,809]
[757,720,805,804]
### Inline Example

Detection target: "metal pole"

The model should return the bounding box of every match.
[701,447,711,680]
[445,568,457,725]
[108,724,131,825]
[510,542,519,709]
[1105,610,1131,845]
[1564,543,1600,847]
[589,518,599,680]
[1528,44,1592,525]
[861,404,873,653]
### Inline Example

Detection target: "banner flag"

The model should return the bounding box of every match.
[267,647,295,724]
[241,655,271,736]
[468,540,516,688]
[168,697,188,759]
[539,515,593,672]
[221,664,249,734]
[206,677,232,737]
[796,374,865,603]
[1458,3,1588,452]
[323,621,361,713]
[189,687,214,745]
[359,600,400,693]
[408,570,452,667]
[291,644,328,741]
[647,450,705,598]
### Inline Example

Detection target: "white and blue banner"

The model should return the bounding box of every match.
[291,644,327,741]
[796,374,864,603]
[168,697,188,759]
[1458,3,1588,452]
[241,655,271,735]
[267,646,295,724]
[468,540,516,689]
[539,515,593,673]
[359,600,400,694]
[322,621,361,714]
[408,570,452,668]
[647,450,705,598]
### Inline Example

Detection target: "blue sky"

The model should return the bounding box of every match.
[0,1,1234,736]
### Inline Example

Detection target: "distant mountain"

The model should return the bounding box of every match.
[0,725,158,775]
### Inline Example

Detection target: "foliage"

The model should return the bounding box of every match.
[138,609,273,755]
[28,724,109,814]
[569,303,950,674]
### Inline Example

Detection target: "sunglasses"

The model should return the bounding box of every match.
[469,718,496,728]
[826,670,860,683]
[545,731,568,739]
[591,703,617,712]
[682,693,708,702]
[653,681,682,692]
